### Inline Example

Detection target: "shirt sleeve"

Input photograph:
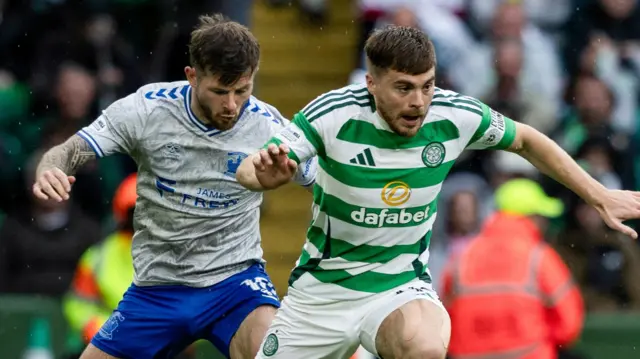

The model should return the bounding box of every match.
[77,91,147,157]
[264,112,325,165]
[463,101,517,150]
[265,109,318,187]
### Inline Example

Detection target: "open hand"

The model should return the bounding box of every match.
[253,143,298,190]
[595,189,640,239]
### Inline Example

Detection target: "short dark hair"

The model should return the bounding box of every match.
[188,14,260,86]
[364,26,436,75]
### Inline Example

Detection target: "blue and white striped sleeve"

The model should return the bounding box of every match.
[77,92,146,157]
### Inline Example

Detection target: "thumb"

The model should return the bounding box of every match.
[616,222,638,240]
[68,176,77,184]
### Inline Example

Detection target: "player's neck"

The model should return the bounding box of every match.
[189,92,214,126]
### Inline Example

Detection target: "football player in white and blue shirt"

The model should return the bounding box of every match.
[32,14,316,359]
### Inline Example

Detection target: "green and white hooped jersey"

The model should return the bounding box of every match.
[266,83,517,300]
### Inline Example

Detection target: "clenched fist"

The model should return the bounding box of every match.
[32,167,76,202]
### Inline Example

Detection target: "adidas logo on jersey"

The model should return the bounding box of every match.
[349,148,376,166]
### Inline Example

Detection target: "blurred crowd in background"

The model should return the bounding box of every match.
[347,0,640,313]
[1,0,640,357]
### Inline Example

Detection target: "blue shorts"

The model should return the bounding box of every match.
[91,263,280,359]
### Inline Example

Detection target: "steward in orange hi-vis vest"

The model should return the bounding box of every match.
[441,179,584,359]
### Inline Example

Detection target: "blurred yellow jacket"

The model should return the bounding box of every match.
[63,231,133,343]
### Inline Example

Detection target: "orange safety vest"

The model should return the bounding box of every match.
[441,213,584,359]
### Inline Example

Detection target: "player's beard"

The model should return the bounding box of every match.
[196,93,239,131]
[378,102,425,138]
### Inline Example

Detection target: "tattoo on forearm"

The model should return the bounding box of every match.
[37,134,96,175]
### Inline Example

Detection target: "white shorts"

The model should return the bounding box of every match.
[256,278,445,359]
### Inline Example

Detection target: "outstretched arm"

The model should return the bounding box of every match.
[508,122,640,238]
[508,123,605,203]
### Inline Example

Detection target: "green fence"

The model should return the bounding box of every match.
[1,295,639,359]
[0,296,69,358]
[574,313,640,358]
[0,295,223,359]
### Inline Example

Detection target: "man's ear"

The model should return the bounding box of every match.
[366,72,376,95]
[184,66,197,88]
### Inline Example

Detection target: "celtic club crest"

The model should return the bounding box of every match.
[421,142,446,168]
[262,333,279,356]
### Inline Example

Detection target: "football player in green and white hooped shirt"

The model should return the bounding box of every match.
[237,26,640,359]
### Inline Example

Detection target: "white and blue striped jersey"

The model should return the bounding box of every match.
[78,81,317,287]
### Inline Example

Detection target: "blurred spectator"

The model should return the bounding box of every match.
[350,0,478,89]
[431,173,494,291]
[442,179,584,359]
[552,75,635,188]
[564,0,640,133]
[455,1,563,129]
[484,38,527,119]
[556,189,640,312]
[576,135,623,190]
[556,75,613,154]
[30,14,143,110]
[467,0,571,35]
[49,63,97,129]
[483,37,558,133]
[564,0,640,74]
[431,190,483,292]
[0,139,101,297]
[348,5,420,85]
[444,191,481,259]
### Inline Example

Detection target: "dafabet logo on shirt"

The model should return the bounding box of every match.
[381,180,411,206]
[350,181,429,227]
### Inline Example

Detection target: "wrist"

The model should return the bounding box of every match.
[36,162,64,177]
[584,179,608,208]
[236,164,264,191]
[35,164,52,178]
